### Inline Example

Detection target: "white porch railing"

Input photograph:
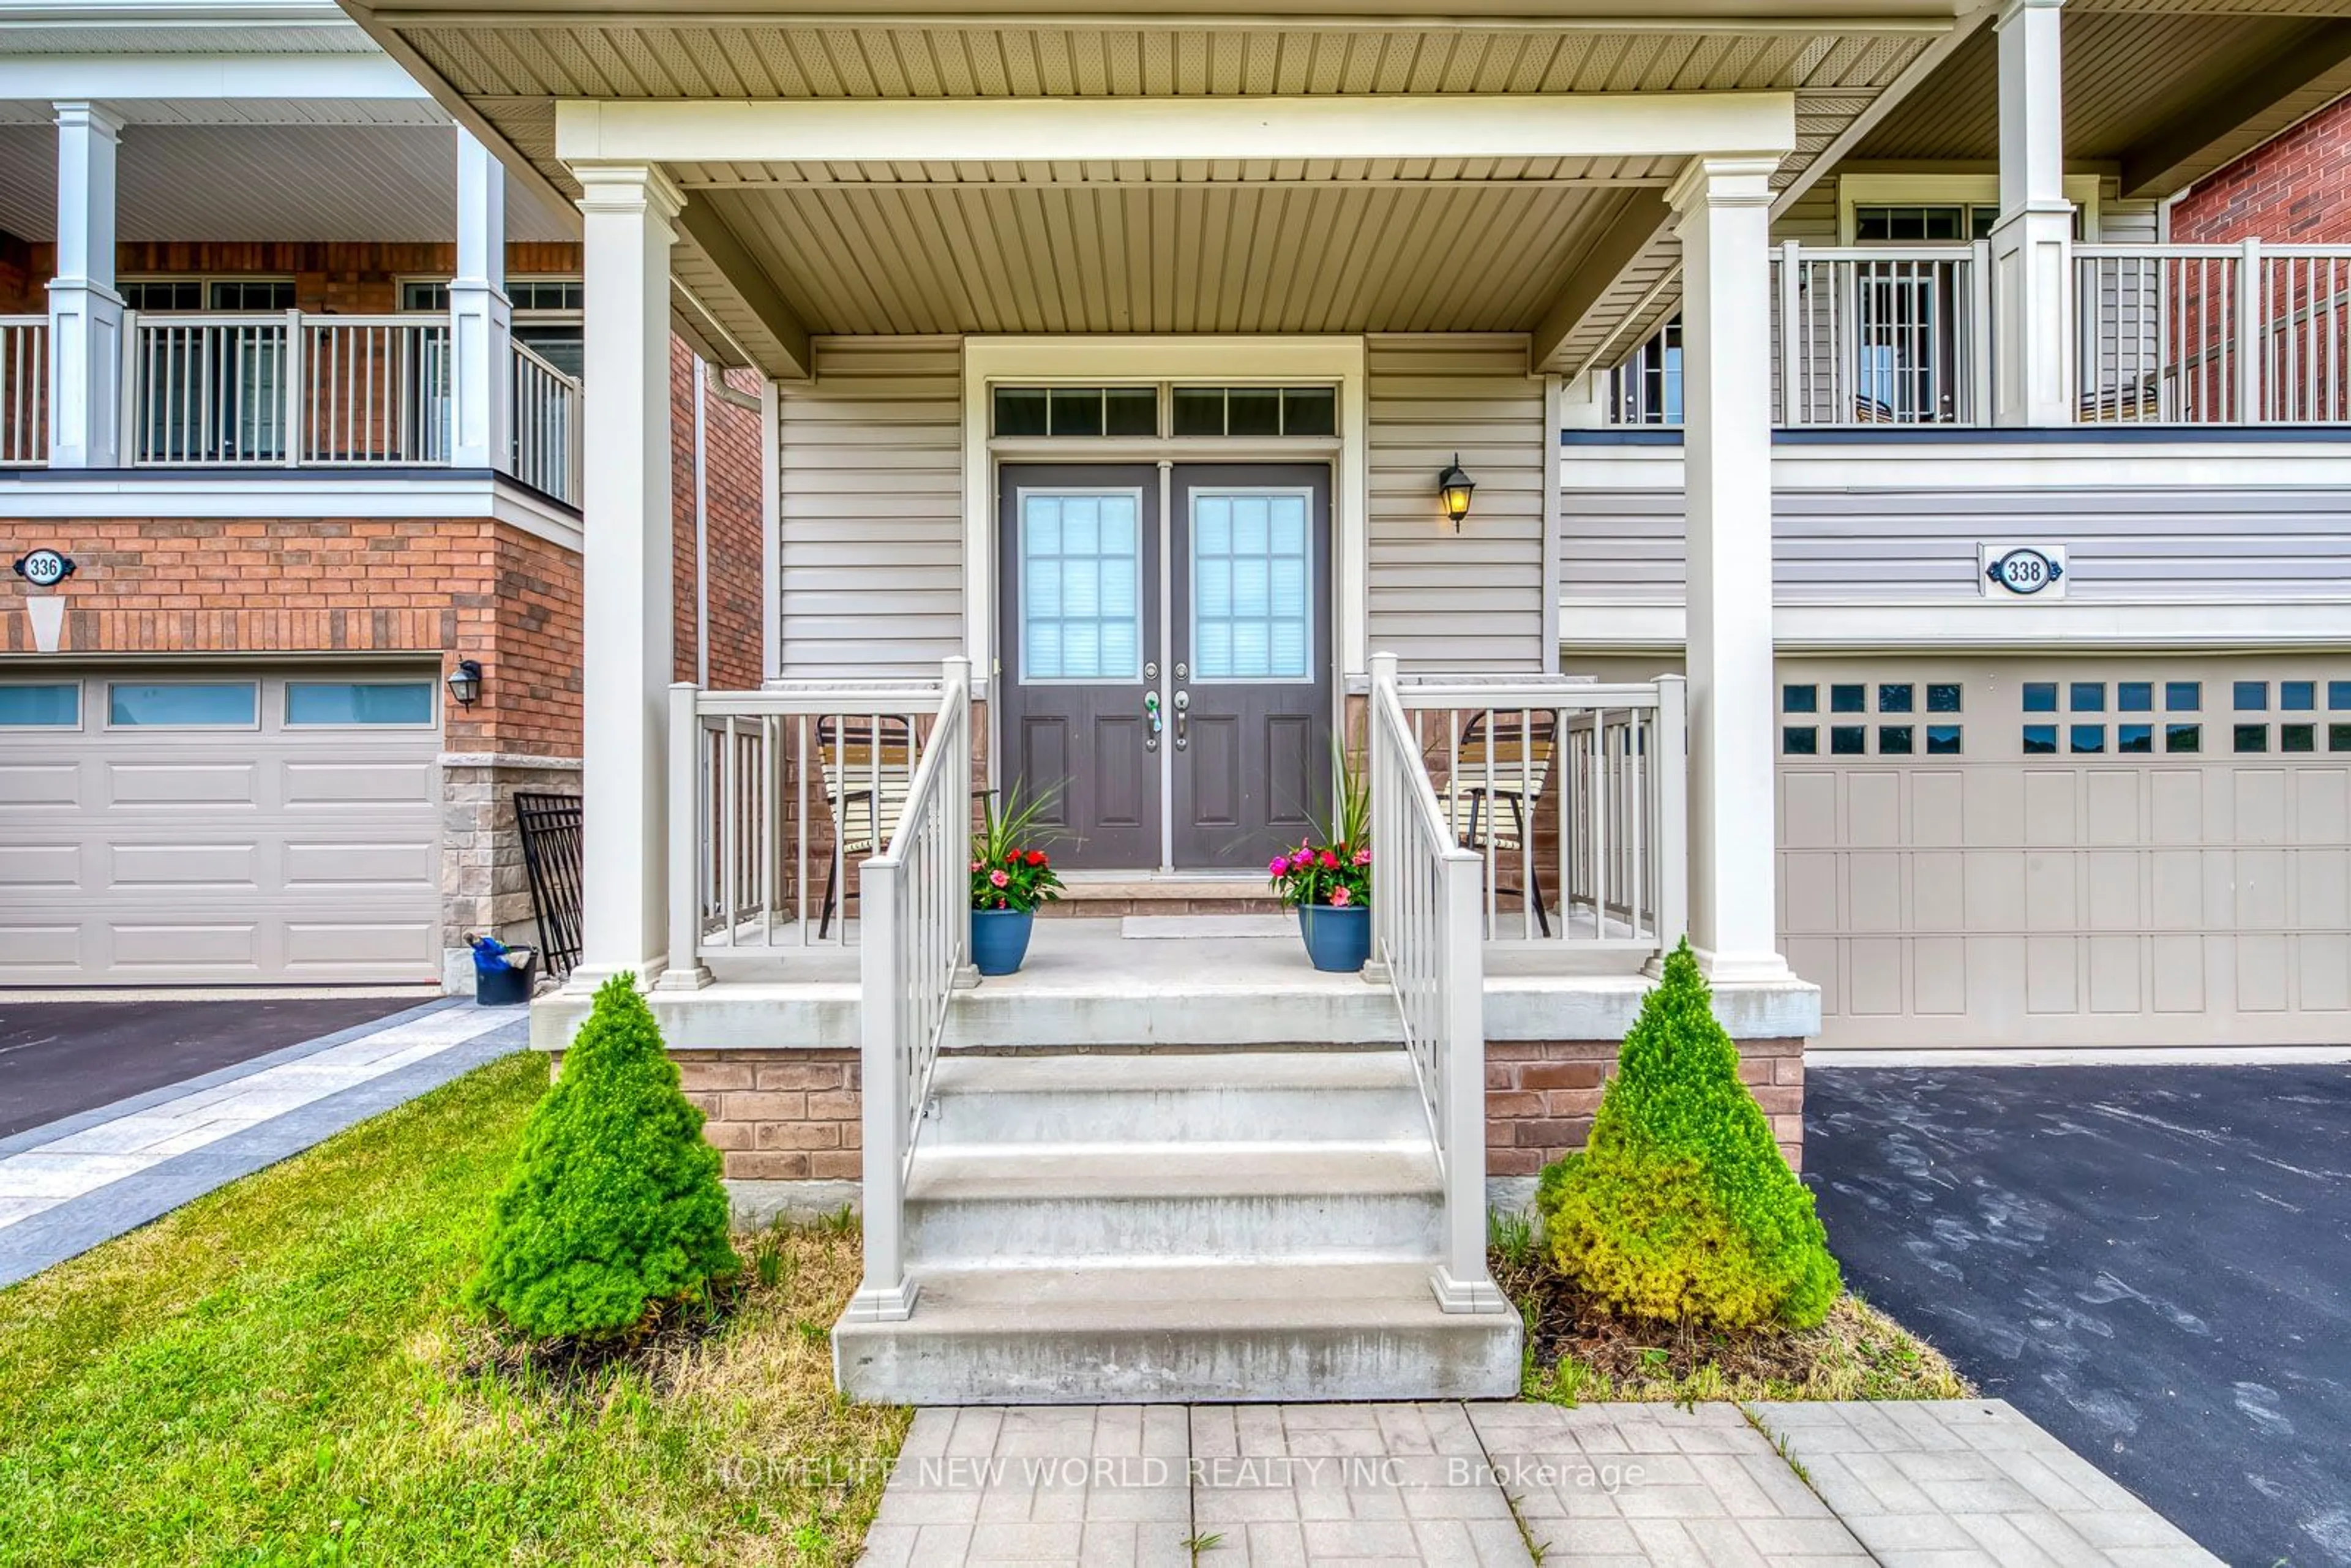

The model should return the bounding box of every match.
[512,340,582,504]
[2075,242,2351,424]
[853,659,972,1322]
[1388,670,1687,955]
[0,317,46,466]
[1367,653,1503,1314]
[1771,243,1988,427]
[666,673,956,967]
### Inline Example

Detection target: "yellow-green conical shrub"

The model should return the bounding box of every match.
[1537,940,1840,1329]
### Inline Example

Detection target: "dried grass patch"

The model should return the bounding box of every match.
[1493,1239,1971,1406]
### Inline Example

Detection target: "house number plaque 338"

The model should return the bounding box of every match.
[1980,544,2068,600]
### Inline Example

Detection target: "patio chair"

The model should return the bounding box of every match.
[814,713,920,938]
[1431,707,1558,937]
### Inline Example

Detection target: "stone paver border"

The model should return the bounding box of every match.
[854,1400,2222,1567]
[0,999,527,1287]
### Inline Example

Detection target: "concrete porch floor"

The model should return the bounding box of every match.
[530,917,1822,1053]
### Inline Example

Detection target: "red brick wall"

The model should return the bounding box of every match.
[2173,94,2351,243]
[670,343,768,691]
[16,241,583,310]
[0,516,583,757]
[1487,1039,1805,1174]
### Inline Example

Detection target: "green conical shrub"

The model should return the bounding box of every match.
[1537,940,1840,1329]
[468,973,739,1340]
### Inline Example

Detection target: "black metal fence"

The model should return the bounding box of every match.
[514,792,583,981]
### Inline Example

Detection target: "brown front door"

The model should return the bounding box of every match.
[996,460,1333,871]
[1169,463,1333,869]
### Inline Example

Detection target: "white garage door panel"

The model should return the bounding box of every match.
[283,760,435,806]
[283,841,436,887]
[1781,656,2351,1049]
[108,762,260,806]
[1,669,442,986]
[0,763,78,806]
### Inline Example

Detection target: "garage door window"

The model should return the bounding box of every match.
[285,681,436,727]
[0,683,80,727]
[107,681,257,728]
[1785,681,1960,756]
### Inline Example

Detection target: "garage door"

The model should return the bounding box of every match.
[0,667,443,985]
[1779,656,2351,1049]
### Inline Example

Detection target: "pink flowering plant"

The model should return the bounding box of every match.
[1266,751,1372,910]
[972,781,1065,914]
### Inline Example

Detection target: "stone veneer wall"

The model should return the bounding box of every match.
[441,757,585,987]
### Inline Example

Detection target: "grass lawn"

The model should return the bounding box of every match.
[0,1052,909,1568]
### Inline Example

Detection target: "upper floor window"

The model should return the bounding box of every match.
[1853,204,1997,243]
[122,278,294,312]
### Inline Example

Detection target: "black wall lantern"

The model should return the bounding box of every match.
[1436,454,1475,531]
[446,658,484,710]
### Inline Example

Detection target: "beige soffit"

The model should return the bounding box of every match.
[340,3,1976,375]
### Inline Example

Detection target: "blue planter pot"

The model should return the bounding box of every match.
[1297,903,1371,974]
[970,907,1036,977]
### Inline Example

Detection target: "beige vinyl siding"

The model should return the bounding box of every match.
[1366,334,1547,671]
[1769,184,1841,245]
[1559,484,2351,602]
[776,337,964,677]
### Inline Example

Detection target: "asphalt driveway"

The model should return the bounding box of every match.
[0,994,436,1139]
[1806,1063,2351,1568]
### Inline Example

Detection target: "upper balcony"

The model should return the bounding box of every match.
[1600,241,2351,432]
[0,310,580,502]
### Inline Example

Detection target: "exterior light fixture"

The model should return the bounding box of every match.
[1436,454,1475,531]
[446,658,484,710]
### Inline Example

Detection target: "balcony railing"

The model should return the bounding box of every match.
[2076,242,2351,424]
[512,340,582,505]
[1772,243,1988,428]
[1605,240,2351,429]
[0,309,579,495]
[1,317,47,467]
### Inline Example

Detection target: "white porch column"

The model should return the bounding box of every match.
[1668,155,1788,983]
[47,102,123,469]
[570,163,681,989]
[448,129,512,471]
[1989,0,2073,427]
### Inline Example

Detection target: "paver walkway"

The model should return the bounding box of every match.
[857,1399,2220,1567]
[0,997,525,1287]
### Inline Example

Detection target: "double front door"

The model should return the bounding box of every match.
[998,462,1333,871]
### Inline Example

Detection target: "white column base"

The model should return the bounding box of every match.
[1428,1267,1511,1315]
[1686,945,1797,986]
[560,961,664,997]
[654,962,714,991]
[842,1278,921,1324]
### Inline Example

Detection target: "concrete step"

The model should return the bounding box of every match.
[832,1261,1522,1404]
[903,1143,1443,1267]
[922,1049,1429,1147]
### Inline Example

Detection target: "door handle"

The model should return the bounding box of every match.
[1172,689,1188,750]
[1144,690,1162,751]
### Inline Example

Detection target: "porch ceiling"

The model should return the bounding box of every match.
[688,165,1663,339]
[1851,0,2351,198]
[0,120,575,245]
[336,4,1963,375]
